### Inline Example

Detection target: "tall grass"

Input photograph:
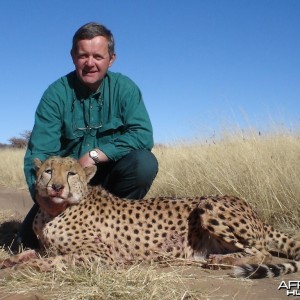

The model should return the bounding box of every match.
[149,128,300,230]
[0,148,26,189]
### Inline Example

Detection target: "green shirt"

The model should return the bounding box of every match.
[24,71,154,198]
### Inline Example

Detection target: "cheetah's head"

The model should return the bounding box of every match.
[34,156,96,206]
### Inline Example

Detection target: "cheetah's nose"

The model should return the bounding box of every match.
[52,184,64,192]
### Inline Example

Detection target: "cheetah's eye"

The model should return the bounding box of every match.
[45,169,52,175]
[68,171,76,176]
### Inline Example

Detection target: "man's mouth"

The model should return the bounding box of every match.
[83,70,97,76]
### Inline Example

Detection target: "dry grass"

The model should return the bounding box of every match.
[149,129,300,231]
[0,128,300,298]
[0,262,208,300]
[0,148,26,189]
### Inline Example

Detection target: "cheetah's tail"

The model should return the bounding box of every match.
[233,261,300,279]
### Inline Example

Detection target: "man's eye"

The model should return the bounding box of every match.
[78,54,88,59]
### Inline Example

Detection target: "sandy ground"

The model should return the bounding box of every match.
[0,188,299,299]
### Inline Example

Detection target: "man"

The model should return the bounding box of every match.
[19,22,158,249]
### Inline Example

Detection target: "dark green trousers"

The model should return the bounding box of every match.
[18,150,158,249]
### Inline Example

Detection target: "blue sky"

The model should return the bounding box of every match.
[1,0,299,144]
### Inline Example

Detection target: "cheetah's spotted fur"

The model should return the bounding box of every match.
[1,156,300,279]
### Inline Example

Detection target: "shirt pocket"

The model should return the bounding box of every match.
[62,106,86,140]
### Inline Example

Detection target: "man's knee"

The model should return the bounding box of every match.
[125,149,158,185]
[106,149,158,199]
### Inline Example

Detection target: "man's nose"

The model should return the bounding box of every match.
[86,56,94,66]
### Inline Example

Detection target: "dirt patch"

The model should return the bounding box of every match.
[161,264,298,299]
[0,187,32,216]
[0,188,298,299]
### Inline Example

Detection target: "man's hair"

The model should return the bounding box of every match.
[72,22,115,57]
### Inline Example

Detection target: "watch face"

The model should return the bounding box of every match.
[90,150,98,158]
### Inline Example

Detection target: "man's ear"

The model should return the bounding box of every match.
[34,158,42,173]
[109,53,116,67]
[84,165,97,183]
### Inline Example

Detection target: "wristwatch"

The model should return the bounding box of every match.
[89,149,101,164]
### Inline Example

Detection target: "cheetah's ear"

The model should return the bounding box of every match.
[84,165,97,183]
[34,158,42,173]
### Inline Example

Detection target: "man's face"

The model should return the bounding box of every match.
[71,36,116,92]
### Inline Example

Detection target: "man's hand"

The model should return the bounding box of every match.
[78,152,95,168]
[36,195,68,217]
[78,149,109,167]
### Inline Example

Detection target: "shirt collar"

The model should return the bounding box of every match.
[73,72,103,101]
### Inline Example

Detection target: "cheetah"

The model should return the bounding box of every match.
[1,156,300,279]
